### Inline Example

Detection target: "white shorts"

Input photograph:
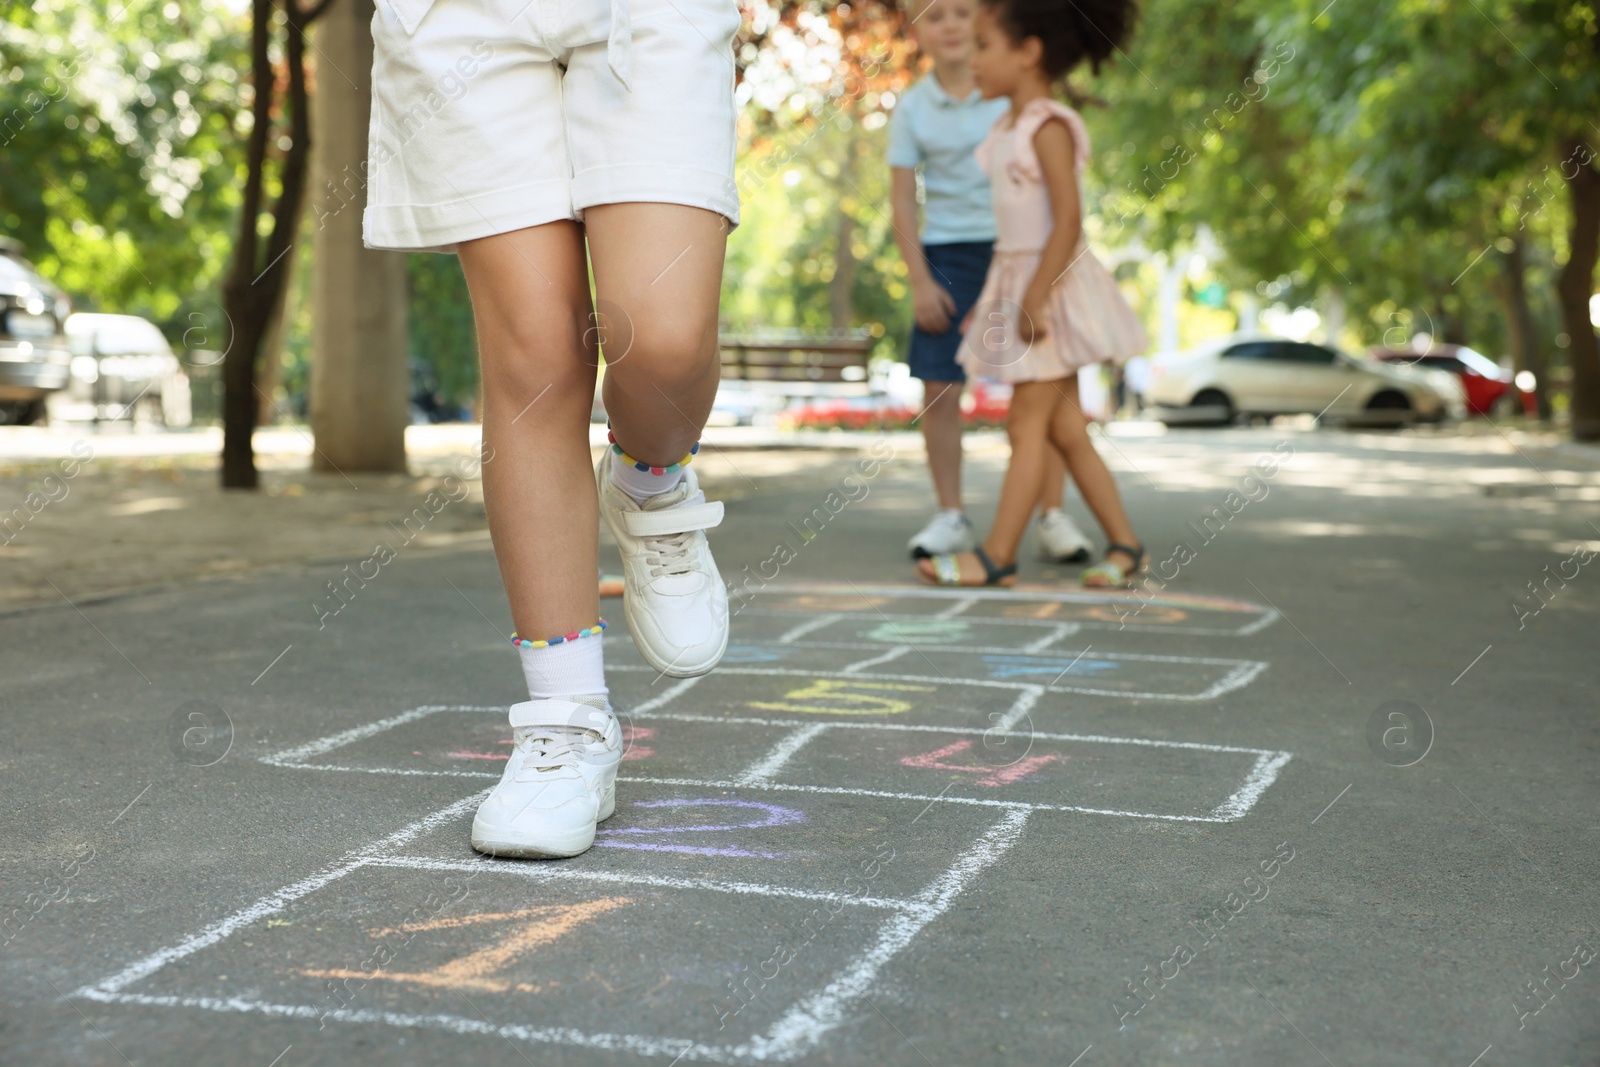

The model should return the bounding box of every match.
[364,0,741,253]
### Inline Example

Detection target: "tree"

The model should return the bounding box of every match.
[220,0,335,490]
[0,3,245,333]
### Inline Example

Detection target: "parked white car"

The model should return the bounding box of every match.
[1146,338,1465,426]
[61,313,191,427]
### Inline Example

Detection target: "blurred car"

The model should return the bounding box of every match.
[63,313,190,427]
[0,237,73,425]
[1146,338,1465,426]
[1370,343,1534,417]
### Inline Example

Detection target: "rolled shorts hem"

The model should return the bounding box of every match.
[572,164,740,229]
[363,177,574,253]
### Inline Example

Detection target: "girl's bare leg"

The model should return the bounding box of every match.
[916,379,1059,582]
[458,222,600,640]
[1038,446,1067,512]
[584,204,728,464]
[1047,374,1139,569]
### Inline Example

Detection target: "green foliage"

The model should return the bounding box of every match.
[407,253,478,408]
[723,112,904,357]
[0,3,247,335]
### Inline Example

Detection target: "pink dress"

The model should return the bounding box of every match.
[955,98,1147,382]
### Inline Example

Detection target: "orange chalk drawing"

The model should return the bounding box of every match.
[900,739,1061,787]
[298,897,631,994]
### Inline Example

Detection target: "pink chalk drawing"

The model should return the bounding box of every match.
[445,725,656,763]
[899,739,1062,787]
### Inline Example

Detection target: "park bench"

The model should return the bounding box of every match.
[718,331,874,392]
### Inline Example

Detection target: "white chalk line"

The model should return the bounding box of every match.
[1022,622,1079,652]
[624,663,1264,704]
[620,776,1253,823]
[1209,751,1294,822]
[839,646,913,674]
[992,687,1045,731]
[633,675,703,713]
[74,990,740,1064]
[267,703,1281,762]
[769,640,1259,669]
[739,808,1032,1061]
[1235,607,1283,636]
[365,855,923,913]
[932,596,979,620]
[736,605,1274,638]
[72,805,1035,1063]
[77,791,488,997]
[775,613,842,644]
[734,723,832,786]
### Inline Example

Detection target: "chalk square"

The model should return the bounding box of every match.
[385,780,998,901]
[118,864,893,1047]
[782,726,1270,820]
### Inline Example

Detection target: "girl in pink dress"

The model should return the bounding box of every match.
[917,0,1147,589]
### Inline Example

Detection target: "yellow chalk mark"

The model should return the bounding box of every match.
[749,678,934,716]
[298,897,630,994]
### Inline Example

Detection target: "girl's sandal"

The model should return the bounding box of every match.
[920,546,1018,588]
[1082,542,1146,589]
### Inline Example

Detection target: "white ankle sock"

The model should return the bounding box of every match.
[518,634,608,709]
[610,450,685,504]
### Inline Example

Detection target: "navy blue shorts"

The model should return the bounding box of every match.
[906,240,994,383]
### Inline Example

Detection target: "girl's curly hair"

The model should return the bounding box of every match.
[979,0,1139,80]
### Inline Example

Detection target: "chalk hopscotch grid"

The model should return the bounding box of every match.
[258,668,1293,824]
[78,595,1287,1061]
[735,583,1282,637]
[72,790,1030,1064]
[766,640,1271,701]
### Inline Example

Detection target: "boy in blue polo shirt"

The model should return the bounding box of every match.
[887,0,1090,563]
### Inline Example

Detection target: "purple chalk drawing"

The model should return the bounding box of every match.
[594,798,805,858]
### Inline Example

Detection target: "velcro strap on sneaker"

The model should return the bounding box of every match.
[620,501,724,538]
[509,698,613,732]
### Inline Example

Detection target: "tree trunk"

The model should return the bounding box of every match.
[255,237,301,427]
[220,0,326,489]
[1559,148,1600,441]
[1497,235,1552,420]
[828,135,858,333]
[310,0,409,473]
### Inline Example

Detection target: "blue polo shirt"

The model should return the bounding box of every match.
[887,74,1009,245]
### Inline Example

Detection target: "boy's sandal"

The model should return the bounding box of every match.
[922,546,1018,588]
[1082,542,1146,589]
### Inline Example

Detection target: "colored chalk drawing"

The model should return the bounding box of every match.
[297,898,631,994]
[980,654,1119,680]
[900,739,1063,787]
[721,644,791,664]
[998,601,1189,625]
[788,594,890,611]
[748,678,936,716]
[595,798,805,858]
[859,619,972,644]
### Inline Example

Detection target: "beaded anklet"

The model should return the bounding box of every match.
[510,619,606,649]
[607,426,699,475]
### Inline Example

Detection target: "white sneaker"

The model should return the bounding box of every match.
[1037,507,1093,563]
[596,455,729,677]
[471,698,623,858]
[909,509,974,558]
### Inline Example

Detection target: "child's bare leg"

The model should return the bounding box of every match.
[458,222,600,640]
[919,380,965,510]
[585,204,727,462]
[915,379,1056,583]
[1047,374,1139,566]
[1037,446,1067,512]
[981,380,1060,565]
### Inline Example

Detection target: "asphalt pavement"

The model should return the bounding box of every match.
[2,424,1597,1067]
